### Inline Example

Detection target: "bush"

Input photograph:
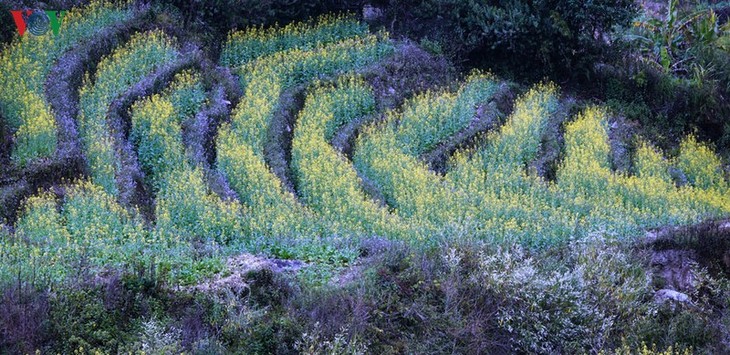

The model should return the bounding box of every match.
[288,236,659,353]
[0,2,15,46]
[374,0,637,79]
[600,1,730,155]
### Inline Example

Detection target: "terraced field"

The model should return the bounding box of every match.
[1,1,729,290]
[1,2,730,353]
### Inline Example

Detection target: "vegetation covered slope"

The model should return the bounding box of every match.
[0,1,729,353]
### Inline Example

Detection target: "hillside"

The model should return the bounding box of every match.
[1,1,730,353]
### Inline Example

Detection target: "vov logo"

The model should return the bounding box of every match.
[10,10,67,36]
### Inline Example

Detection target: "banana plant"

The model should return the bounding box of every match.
[627,0,728,74]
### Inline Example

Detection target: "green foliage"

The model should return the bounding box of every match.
[154,167,245,246]
[612,1,730,150]
[381,0,636,78]
[628,0,729,75]
[354,119,454,233]
[354,73,504,219]
[49,285,126,353]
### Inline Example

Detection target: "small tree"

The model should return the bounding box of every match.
[374,0,637,78]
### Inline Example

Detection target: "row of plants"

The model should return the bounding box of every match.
[78,30,179,196]
[291,75,404,237]
[0,1,135,166]
[130,71,245,248]
[1,181,146,287]
[555,107,730,237]
[352,75,511,240]
[217,22,393,240]
[447,83,559,181]
[442,84,574,246]
[1,71,242,293]
[130,71,206,191]
[448,89,730,245]
[2,70,237,289]
[353,78,730,246]
[236,32,393,92]
[219,13,368,68]
[394,71,499,156]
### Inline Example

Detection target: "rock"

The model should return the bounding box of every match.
[651,250,698,292]
[183,253,306,295]
[668,166,688,186]
[654,289,691,305]
[363,5,384,21]
[719,221,730,230]
[226,253,306,274]
[644,230,658,244]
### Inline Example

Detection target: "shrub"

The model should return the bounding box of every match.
[378,0,637,78]
[131,318,183,354]
[627,0,729,77]
[292,236,655,353]
[606,1,730,154]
